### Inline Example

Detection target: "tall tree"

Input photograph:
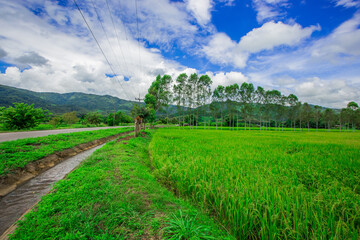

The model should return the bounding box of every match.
[302,103,313,131]
[239,83,255,130]
[313,105,322,131]
[323,108,335,131]
[213,85,225,130]
[347,101,359,131]
[174,73,188,128]
[255,86,265,130]
[287,94,299,131]
[198,75,212,129]
[187,73,198,128]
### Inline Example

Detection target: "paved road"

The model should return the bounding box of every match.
[0,126,130,143]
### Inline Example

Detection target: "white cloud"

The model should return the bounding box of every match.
[311,13,360,59]
[202,33,249,68]
[252,0,289,23]
[238,21,320,53]
[333,0,360,8]
[186,0,213,25]
[207,71,249,89]
[0,0,194,101]
[294,77,360,108]
[203,21,319,68]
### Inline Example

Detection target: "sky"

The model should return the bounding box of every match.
[0,0,359,108]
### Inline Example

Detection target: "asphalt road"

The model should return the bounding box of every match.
[0,126,130,143]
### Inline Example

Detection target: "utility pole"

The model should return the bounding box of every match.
[135,93,144,103]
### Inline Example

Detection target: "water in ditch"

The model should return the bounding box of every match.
[0,143,105,236]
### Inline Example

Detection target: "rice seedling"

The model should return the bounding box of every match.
[149,129,360,239]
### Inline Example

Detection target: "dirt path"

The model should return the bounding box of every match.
[0,126,130,143]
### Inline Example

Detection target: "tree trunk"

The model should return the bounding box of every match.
[221,112,223,130]
[308,121,309,132]
[237,114,239,131]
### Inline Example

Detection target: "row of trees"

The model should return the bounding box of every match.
[144,73,360,131]
[0,103,134,130]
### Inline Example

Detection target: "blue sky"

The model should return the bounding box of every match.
[0,0,359,108]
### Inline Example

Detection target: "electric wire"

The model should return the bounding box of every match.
[105,0,131,80]
[104,0,138,103]
[72,0,134,100]
[134,0,144,102]
[90,0,124,77]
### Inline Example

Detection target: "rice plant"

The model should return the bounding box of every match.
[149,129,360,239]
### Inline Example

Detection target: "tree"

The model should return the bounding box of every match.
[255,86,265,130]
[302,103,313,131]
[107,111,132,126]
[313,105,322,131]
[212,85,225,130]
[347,101,359,131]
[1,103,50,130]
[225,84,239,130]
[198,75,212,129]
[62,111,79,125]
[239,83,255,130]
[85,112,103,126]
[173,73,188,128]
[131,104,155,128]
[323,108,335,131]
[287,94,299,131]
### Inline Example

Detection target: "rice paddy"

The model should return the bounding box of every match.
[149,129,360,239]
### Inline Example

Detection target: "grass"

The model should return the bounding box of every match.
[9,131,232,239]
[149,129,360,239]
[0,123,134,133]
[0,127,133,176]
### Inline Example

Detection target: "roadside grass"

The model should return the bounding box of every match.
[149,129,360,239]
[0,123,134,133]
[0,127,133,177]
[9,131,233,240]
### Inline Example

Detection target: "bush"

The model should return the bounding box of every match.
[85,112,103,126]
[0,103,51,130]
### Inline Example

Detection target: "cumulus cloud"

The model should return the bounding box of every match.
[207,71,249,89]
[202,33,249,68]
[294,77,360,108]
[203,21,319,68]
[238,21,320,52]
[186,0,213,25]
[0,0,196,100]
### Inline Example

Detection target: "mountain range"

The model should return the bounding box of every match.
[0,84,140,115]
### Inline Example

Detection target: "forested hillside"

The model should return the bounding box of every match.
[0,84,139,115]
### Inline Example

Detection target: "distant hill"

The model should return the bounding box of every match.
[0,84,141,115]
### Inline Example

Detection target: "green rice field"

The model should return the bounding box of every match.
[149,129,360,239]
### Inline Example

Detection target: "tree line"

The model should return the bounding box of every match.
[144,73,360,131]
[0,103,133,130]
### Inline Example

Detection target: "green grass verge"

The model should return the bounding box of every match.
[149,129,360,239]
[0,123,134,133]
[9,131,233,239]
[0,128,133,176]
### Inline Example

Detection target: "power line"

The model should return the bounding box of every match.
[90,0,124,76]
[135,0,143,78]
[72,0,134,100]
[105,0,131,78]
